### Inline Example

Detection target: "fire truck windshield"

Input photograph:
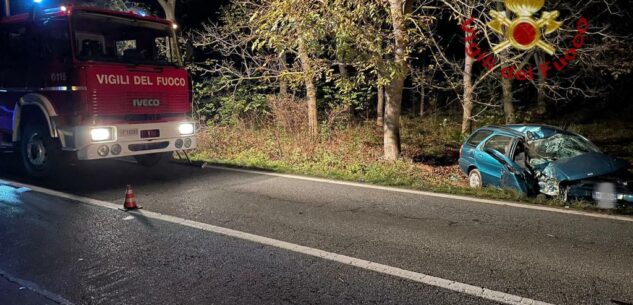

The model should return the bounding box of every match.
[73,12,181,66]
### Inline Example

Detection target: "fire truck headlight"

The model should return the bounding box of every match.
[91,128,114,142]
[178,123,194,135]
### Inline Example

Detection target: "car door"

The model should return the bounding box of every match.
[485,147,536,194]
[476,135,516,186]
[460,130,493,173]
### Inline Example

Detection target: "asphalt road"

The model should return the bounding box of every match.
[0,157,632,305]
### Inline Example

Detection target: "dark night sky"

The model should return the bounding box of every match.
[175,0,227,28]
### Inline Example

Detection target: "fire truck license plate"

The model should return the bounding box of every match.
[141,129,160,139]
[119,129,139,137]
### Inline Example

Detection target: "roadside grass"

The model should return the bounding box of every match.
[191,116,633,215]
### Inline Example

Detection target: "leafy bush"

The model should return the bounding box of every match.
[194,76,272,126]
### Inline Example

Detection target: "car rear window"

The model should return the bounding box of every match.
[466,130,493,147]
[483,135,514,156]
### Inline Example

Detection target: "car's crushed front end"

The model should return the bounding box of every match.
[533,161,633,204]
[564,174,633,204]
[522,127,633,205]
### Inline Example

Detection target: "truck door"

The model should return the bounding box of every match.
[0,23,30,133]
[0,24,9,133]
[32,17,72,88]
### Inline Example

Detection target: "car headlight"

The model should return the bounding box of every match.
[178,123,195,135]
[91,127,115,142]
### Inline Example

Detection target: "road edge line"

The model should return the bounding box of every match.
[7,179,555,305]
[0,268,75,305]
[201,164,633,223]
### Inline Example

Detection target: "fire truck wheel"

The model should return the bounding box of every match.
[19,122,63,178]
[134,153,167,167]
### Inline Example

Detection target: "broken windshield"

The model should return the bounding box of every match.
[72,12,181,66]
[528,133,600,161]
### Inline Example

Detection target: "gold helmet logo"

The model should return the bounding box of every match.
[488,0,562,55]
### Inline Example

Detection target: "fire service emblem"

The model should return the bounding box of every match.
[487,0,562,55]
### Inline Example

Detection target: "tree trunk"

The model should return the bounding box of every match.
[279,52,289,97]
[496,1,516,124]
[3,0,10,17]
[157,0,176,21]
[536,54,547,115]
[502,78,516,124]
[419,86,425,117]
[462,46,475,135]
[377,85,385,127]
[383,0,410,160]
[298,38,319,137]
[537,73,547,115]
[338,64,349,79]
[384,84,402,160]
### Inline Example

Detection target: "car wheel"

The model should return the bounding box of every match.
[134,153,168,167]
[468,169,483,189]
[19,122,64,178]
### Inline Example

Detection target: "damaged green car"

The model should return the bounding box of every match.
[459,125,633,205]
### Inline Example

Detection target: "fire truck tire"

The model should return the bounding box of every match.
[19,122,64,178]
[134,153,167,167]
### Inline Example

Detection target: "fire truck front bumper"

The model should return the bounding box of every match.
[59,121,197,161]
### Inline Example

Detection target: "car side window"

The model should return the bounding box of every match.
[466,130,493,147]
[483,135,514,156]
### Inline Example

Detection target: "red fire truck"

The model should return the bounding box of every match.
[0,4,196,177]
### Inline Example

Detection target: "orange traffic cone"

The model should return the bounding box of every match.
[123,185,142,211]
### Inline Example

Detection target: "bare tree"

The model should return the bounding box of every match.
[526,0,633,111]
[411,63,440,117]
[492,2,517,124]
[156,0,176,21]
[437,0,501,134]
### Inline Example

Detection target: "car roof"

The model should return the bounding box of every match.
[477,125,524,137]
[478,124,567,139]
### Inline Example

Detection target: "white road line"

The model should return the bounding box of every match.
[7,180,554,305]
[202,164,633,223]
[0,268,75,305]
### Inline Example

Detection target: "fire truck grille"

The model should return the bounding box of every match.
[128,142,170,152]
[125,114,163,122]
[87,90,190,116]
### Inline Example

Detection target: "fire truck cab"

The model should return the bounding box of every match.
[0,5,196,177]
